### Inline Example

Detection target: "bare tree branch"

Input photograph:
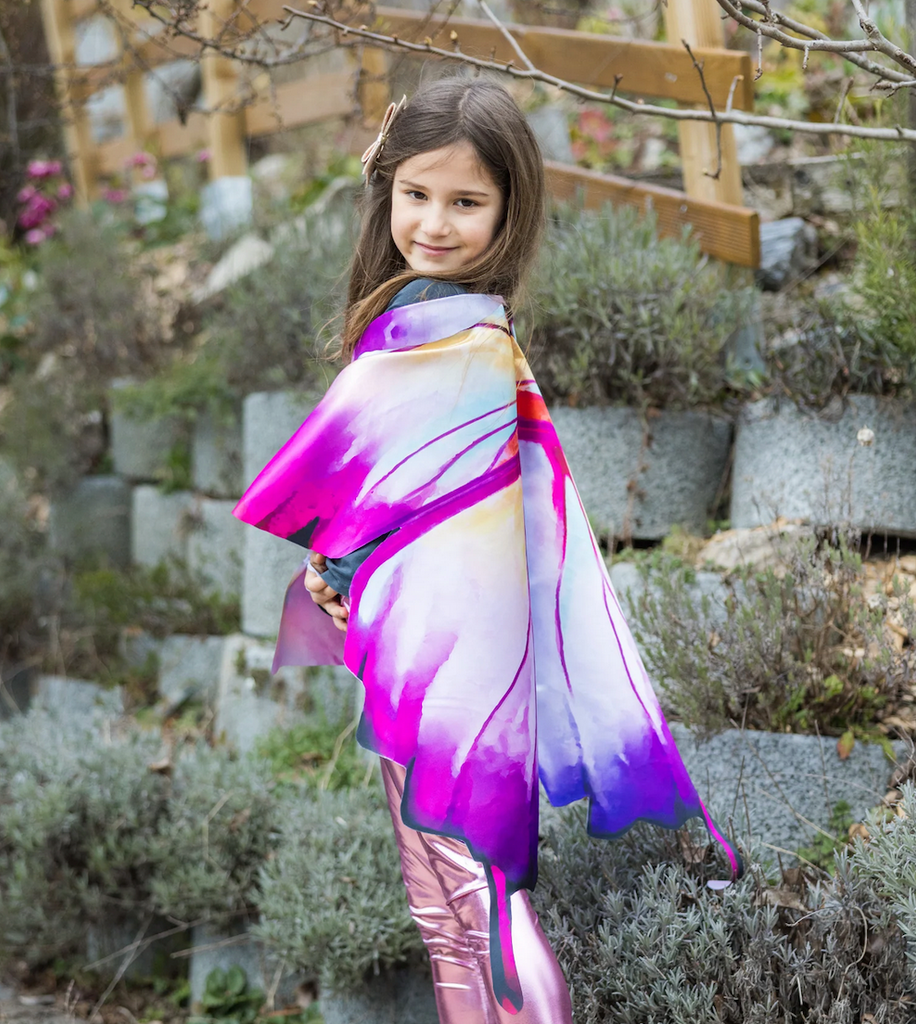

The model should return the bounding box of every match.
[476,0,535,72]
[276,5,916,143]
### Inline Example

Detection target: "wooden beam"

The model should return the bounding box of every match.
[372,6,754,110]
[545,161,760,268]
[40,0,97,201]
[243,72,356,136]
[199,0,247,180]
[664,0,744,207]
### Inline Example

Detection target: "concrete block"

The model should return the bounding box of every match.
[200,177,253,242]
[109,382,184,482]
[242,391,315,484]
[32,675,122,720]
[0,665,34,718]
[85,914,179,980]
[214,635,354,754]
[550,406,731,540]
[756,217,818,292]
[158,634,226,710]
[731,395,916,536]
[49,476,131,566]
[241,527,303,638]
[670,722,905,859]
[189,922,304,1009]
[187,499,244,597]
[192,411,243,497]
[131,486,195,567]
[320,969,436,1024]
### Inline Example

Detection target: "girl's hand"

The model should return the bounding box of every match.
[305,554,349,632]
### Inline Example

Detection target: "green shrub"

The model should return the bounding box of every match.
[1,210,163,493]
[527,202,754,408]
[149,745,279,922]
[0,711,168,967]
[629,531,916,740]
[253,782,423,991]
[536,793,916,1023]
[0,469,49,662]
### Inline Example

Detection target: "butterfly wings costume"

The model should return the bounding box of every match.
[233,293,740,1013]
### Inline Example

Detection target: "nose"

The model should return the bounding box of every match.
[420,203,450,238]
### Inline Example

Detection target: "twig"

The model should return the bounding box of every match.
[726,74,742,114]
[682,39,722,180]
[87,916,152,1022]
[477,0,535,72]
[755,26,763,81]
[835,75,854,123]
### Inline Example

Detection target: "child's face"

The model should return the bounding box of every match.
[390,141,505,275]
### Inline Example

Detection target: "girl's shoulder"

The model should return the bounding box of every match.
[385,278,468,311]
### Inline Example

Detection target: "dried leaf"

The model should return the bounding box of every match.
[837,730,856,760]
[756,887,807,912]
[147,757,172,775]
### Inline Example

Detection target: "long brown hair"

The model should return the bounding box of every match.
[340,75,546,360]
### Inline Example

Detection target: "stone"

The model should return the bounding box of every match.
[241,528,304,638]
[549,406,732,541]
[698,520,814,573]
[669,722,906,860]
[527,106,574,164]
[320,968,437,1024]
[193,411,243,497]
[200,177,253,242]
[733,123,775,165]
[731,396,916,536]
[84,915,175,980]
[214,635,354,754]
[192,234,274,304]
[242,391,315,485]
[756,217,818,291]
[158,634,226,710]
[790,153,904,217]
[49,476,132,566]
[32,675,122,720]
[144,59,200,124]
[133,178,169,225]
[727,292,766,374]
[187,499,245,597]
[131,486,195,567]
[0,665,34,718]
[109,380,184,482]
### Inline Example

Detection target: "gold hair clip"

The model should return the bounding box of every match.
[360,95,407,180]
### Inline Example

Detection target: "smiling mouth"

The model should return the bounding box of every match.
[414,242,457,256]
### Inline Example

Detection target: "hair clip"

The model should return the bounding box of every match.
[361,95,407,180]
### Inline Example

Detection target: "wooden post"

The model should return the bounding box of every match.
[199,0,247,180]
[110,0,153,166]
[664,0,743,207]
[358,45,390,125]
[39,0,96,202]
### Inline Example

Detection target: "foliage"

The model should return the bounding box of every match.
[149,745,279,922]
[629,530,916,740]
[192,966,264,1024]
[0,711,169,967]
[0,209,162,492]
[122,206,352,426]
[0,711,278,969]
[797,799,854,871]
[253,782,424,991]
[255,708,364,793]
[528,202,754,408]
[0,470,49,662]
[536,795,916,1023]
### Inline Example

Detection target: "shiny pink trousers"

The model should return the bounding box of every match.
[380,758,573,1024]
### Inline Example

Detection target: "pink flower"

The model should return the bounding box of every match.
[578,108,613,144]
[17,193,55,230]
[140,163,158,180]
[102,187,129,204]
[24,227,48,245]
[16,185,38,204]
[57,182,74,200]
[27,159,62,179]
[195,149,211,163]
[127,151,156,170]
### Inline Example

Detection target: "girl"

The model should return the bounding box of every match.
[233,76,740,1023]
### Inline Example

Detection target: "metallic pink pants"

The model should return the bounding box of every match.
[380,758,573,1024]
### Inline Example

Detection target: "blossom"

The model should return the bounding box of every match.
[102,187,129,204]
[17,193,56,230]
[27,159,63,179]
[195,149,211,163]
[16,185,38,204]
[24,227,48,245]
[57,182,74,200]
